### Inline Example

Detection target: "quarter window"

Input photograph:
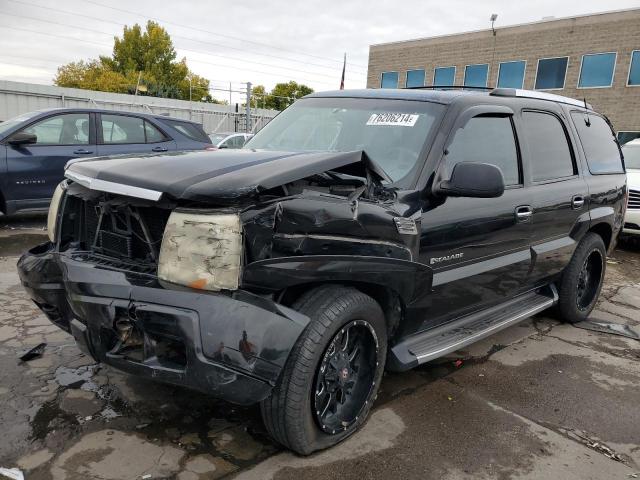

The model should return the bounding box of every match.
[522,111,575,182]
[463,64,489,87]
[21,113,89,145]
[497,61,526,89]
[445,116,520,186]
[571,113,623,174]
[405,69,425,88]
[535,57,568,90]
[101,115,145,144]
[380,72,399,88]
[628,50,640,86]
[434,66,456,86]
[578,53,616,88]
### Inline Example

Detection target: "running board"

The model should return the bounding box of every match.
[389,285,558,371]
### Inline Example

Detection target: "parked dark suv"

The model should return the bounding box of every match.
[0,108,212,215]
[18,88,627,454]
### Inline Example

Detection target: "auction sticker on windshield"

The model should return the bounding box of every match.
[366,113,419,127]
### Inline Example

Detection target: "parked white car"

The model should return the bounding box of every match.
[623,139,640,236]
[208,132,253,149]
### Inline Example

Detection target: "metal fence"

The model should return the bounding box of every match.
[0,80,278,133]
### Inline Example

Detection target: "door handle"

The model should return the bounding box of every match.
[572,195,585,210]
[515,205,533,223]
[73,149,93,154]
[152,146,168,152]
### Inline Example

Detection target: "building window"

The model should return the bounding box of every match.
[380,71,399,88]
[628,50,640,86]
[535,57,568,90]
[464,64,489,87]
[405,69,425,88]
[618,131,640,145]
[434,66,456,86]
[578,52,616,88]
[497,60,526,89]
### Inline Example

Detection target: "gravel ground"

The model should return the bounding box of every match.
[1,213,639,480]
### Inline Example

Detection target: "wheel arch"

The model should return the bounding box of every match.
[589,222,613,252]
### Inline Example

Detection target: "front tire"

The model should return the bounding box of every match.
[261,285,387,455]
[557,232,606,324]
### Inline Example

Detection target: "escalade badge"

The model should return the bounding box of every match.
[430,253,464,265]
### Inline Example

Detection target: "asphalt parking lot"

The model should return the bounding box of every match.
[1,213,639,480]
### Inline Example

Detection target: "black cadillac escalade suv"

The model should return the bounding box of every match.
[18,88,627,454]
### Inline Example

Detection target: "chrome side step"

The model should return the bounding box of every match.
[390,285,558,370]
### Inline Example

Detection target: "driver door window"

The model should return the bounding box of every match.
[445,116,520,186]
[22,113,90,145]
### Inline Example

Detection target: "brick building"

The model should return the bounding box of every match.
[367,9,640,143]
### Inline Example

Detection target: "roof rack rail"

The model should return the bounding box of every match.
[490,88,593,110]
[405,85,494,91]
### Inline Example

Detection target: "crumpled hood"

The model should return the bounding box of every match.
[65,149,389,202]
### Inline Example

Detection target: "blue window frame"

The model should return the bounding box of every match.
[405,69,425,88]
[578,52,616,88]
[628,50,640,86]
[434,66,456,86]
[380,71,399,88]
[497,60,526,88]
[464,64,489,87]
[535,57,568,90]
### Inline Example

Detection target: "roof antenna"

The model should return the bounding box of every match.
[583,97,591,127]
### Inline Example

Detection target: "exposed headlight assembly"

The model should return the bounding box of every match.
[47,182,66,243]
[158,211,242,291]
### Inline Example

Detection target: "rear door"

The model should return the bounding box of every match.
[96,114,176,156]
[518,108,589,283]
[5,112,94,205]
[419,106,533,328]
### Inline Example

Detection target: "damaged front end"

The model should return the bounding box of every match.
[18,148,429,405]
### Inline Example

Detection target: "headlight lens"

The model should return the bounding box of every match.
[158,211,242,291]
[47,183,65,242]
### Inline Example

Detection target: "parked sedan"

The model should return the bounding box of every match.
[622,139,640,236]
[208,132,253,149]
[0,108,213,215]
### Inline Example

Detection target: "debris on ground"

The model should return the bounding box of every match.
[18,342,46,362]
[574,320,640,341]
[454,359,463,368]
[563,429,626,463]
[0,467,24,480]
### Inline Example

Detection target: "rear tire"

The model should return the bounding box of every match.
[557,233,606,324]
[261,285,387,455]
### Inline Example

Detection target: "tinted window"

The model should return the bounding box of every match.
[380,72,399,88]
[434,67,455,86]
[618,132,640,145]
[405,69,425,88]
[535,57,568,90]
[164,120,210,142]
[578,53,616,88]
[101,115,145,144]
[144,121,167,143]
[464,64,489,87]
[498,61,526,88]
[571,113,623,174]
[522,111,574,181]
[21,113,89,145]
[628,51,640,86]
[445,116,520,186]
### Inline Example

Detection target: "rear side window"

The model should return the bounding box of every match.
[445,116,520,186]
[163,120,210,142]
[144,121,168,143]
[101,115,145,144]
[522,111,575,182]
[570,113,623,174]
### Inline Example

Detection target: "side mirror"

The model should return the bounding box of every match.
[8,132,37,146]
[436,162,505,198]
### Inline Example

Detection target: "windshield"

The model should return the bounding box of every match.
[209,133,228,144]
[0,111,40,137]
[623,145,640,170]
[245,97,444,183]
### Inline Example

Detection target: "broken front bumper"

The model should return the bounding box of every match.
[17,243,309,405]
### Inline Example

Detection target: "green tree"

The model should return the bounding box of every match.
[250,81,314,110]
[54,21,219,102]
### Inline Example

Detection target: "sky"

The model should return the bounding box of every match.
[1,0,639,103]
